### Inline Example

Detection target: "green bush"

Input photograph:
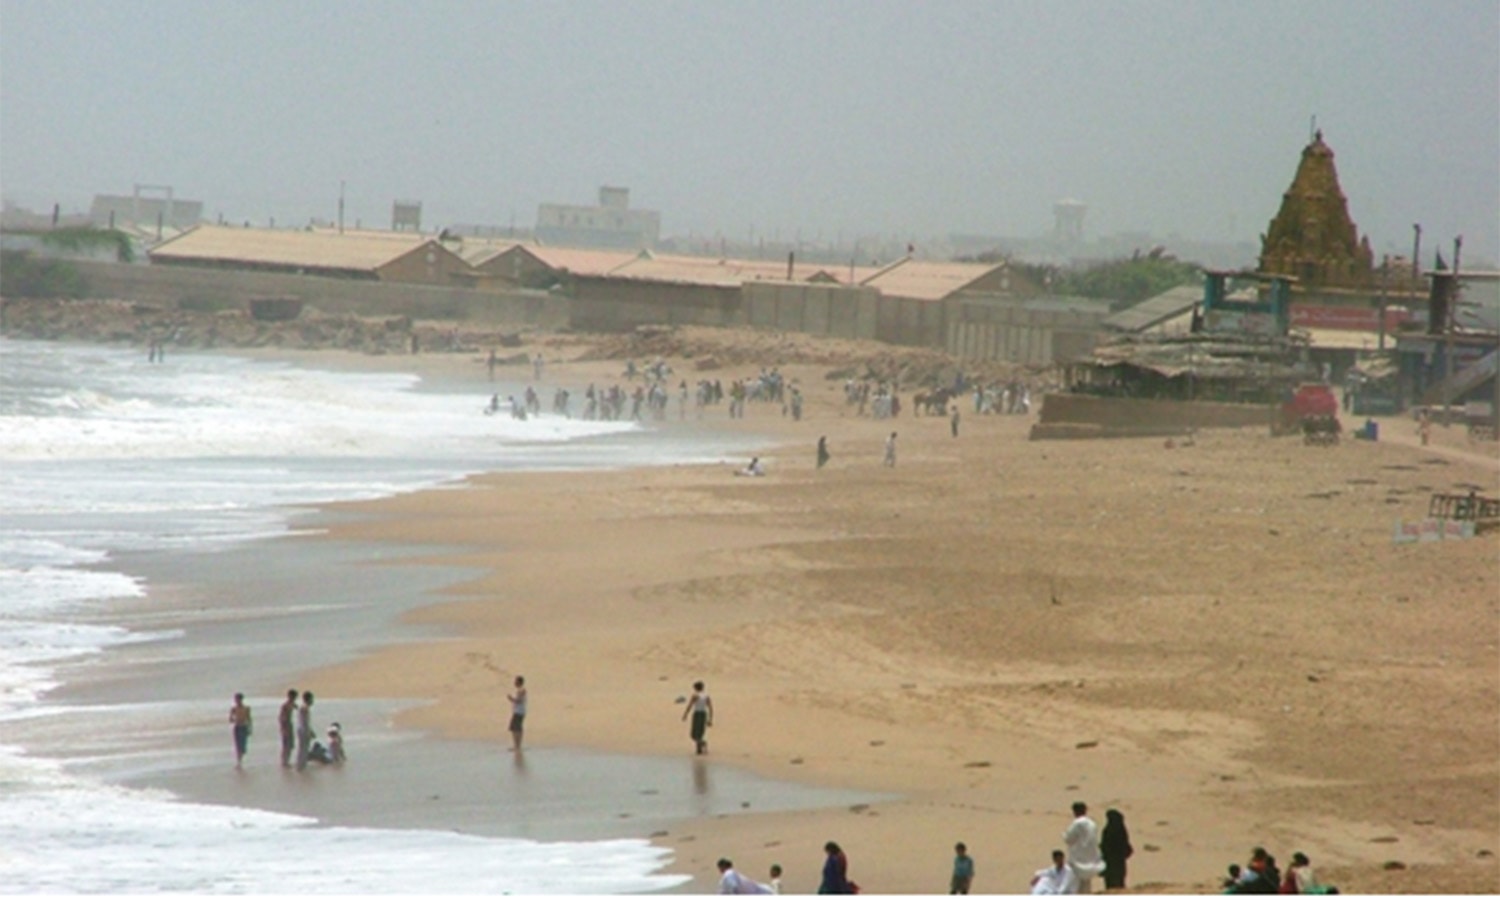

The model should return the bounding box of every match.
[0,249,90,298]
[38,227,135,262]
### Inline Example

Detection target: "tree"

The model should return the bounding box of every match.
[0,250,90,298]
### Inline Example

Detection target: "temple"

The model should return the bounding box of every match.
[1258,131,1376,289]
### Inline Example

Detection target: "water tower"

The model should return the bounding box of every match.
[1053,199,1086,243]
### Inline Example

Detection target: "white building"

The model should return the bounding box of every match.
[536,186,660,250]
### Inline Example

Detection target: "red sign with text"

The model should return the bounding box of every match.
[1291,305,1413,331]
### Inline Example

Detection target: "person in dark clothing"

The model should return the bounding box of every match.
[1100,808,1134,889]
[817,436,831,469]
[818,841,851,894]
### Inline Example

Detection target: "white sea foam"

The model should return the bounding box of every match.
[0,750,687,894]
[0,338,749,893]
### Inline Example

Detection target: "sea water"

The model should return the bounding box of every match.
[0,338,776,894]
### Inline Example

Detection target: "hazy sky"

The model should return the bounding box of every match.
[2,0,1497,262]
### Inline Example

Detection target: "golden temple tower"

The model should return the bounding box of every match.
[1258,132,1375,289]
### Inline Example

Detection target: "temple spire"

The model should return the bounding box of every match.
[1258,132,1374,289]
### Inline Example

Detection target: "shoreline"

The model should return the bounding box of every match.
[26,330,1494,894]
[265,338,1498,894]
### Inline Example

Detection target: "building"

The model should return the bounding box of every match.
[90,186,203,231]
[535,186,660,251]
[859,257,1027,302]
[148,225,475,286]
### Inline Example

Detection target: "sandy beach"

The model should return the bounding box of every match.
[277,329,1499,895]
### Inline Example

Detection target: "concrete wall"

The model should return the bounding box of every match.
[1030,393,1272,440]
[376,242,476,287]
[945,300,1104,364]
[742,282,882,341]
[570,278,744,331]
[72,260,568,327]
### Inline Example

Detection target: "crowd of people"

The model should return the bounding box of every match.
[707,801,1140,894]
[226,689,345,772]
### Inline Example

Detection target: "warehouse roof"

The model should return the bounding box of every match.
[859,257,1008,302]
[150,225,442,272]
[1102,285,1203,333]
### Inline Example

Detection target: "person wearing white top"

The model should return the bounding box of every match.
[682,681,714,754]
[1031,850,1079,895]
[717,859,772,894]
[1063,802,1105,893]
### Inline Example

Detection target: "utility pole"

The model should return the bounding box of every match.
[1411,224,1422,289]
[1443,235,1462,424]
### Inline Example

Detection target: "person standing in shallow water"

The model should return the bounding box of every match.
[295,691,315,771]
[278,688,298,768]
[228,693,252,769]
[682,680,713,754]
[507,675,527,752]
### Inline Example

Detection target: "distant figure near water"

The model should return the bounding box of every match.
[278,688,298,768]
[295,691,315,771]
[682,680,714,754]
[228,693,252,769]
[508,675,527,752]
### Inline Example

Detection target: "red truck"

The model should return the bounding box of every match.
[1272,383,1340,438]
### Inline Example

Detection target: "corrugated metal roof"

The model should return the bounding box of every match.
[1102,285,1202,332]
[859,258,1003,301]
[602,254,806,287]
[150,225,436,271]
[524,245,640,276]
[458,240,522,265]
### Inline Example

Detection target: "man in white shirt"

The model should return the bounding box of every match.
[1031,850,1079,895]
[1064,802,1105,893]
[717,858,771,894]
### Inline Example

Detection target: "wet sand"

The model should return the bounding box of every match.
[213,335,1500,893]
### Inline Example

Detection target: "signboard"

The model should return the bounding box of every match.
[1393,518,1476,544]
[1203,309,1279,336]
[1291,305,1412,331]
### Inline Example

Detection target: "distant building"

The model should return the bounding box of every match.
[148,225,475,286]
[89,185,202,231]
[1053,199,1086,244]
[536,186,660,250]
[392,200,422,233]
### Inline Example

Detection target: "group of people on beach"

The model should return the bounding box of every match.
[1017,802,1132,895]
[1222,846,1337,894]
[227,689,344,771]
[710,802,1134,895]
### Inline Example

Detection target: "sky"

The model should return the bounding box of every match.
[2,0,1497,263]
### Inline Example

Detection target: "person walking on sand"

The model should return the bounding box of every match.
[295,691,315,771]
[1064,802,1105,893]
[1031,850,1078,895]
[1100,808,1133,890]
[950,841,975,894]
[507,675,528,752]
[883,431,897,467]
[817,436,831,469]
[278,688,298,768]
[683,681,714,754]
[818,841,852,894]
[228,693,252,769]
